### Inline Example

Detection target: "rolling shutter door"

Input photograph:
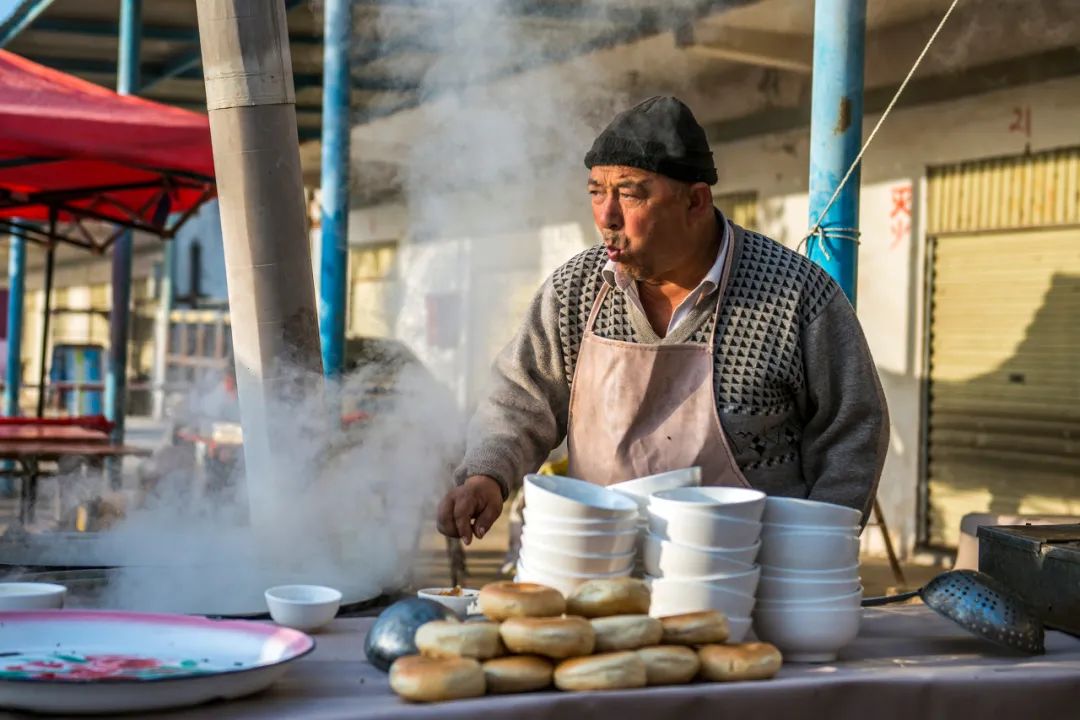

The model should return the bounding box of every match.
[925,149,1080,547]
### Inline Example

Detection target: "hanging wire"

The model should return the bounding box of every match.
[800,0,962,257]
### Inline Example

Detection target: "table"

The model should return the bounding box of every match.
[0,440,150,524]
[0,426,110,443]
[112,606,1080,720]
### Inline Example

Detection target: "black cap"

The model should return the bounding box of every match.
[584,96,717,185]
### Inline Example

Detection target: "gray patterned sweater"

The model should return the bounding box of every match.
[454,223,889,521]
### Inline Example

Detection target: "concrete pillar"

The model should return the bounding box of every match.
[194,0,324,524]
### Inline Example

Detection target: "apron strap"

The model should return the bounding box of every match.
[707,220,737,348]
[583,282,610,335]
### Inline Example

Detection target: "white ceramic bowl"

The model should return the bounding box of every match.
[643,534,759,577]
[753,605,862,663]
[517,559,632,598]
[755,586,863,609]
[727,615,753,643]
[762,496,862,528]
[647,507,761,549]
[609,468,702,510]
[760,563,861,580]
[417,587,481,617]
[265,585,342,632]
[523,508,638,535]
[757,575,862,601]
[762,520,859,537]
[648,564,761,597]
[521,525,638,556]
[758,531,861,571]
[520,543,636,575]
[0,582,66,610]
[649,486,767,523]
[646,577,757,618]
[524,474,638,521]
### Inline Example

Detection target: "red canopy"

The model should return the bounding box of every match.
[0,50,216,250]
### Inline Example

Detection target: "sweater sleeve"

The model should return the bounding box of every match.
[797,290,890,525]
[452,276,570,499]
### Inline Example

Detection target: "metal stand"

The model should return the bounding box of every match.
[870,498,907,588]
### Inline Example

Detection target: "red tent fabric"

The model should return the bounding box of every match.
[0,50,215,248]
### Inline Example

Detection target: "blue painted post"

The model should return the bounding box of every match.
[106,0,140,443]
[2,227,26,494]
[318,0,352,378]
[4,228,25,418]
[806,0,867,306]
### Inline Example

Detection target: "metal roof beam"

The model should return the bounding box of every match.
[0,0,58,47]
[139,47,202,92]
[22,55,420,92]
[29,17,322,46]
[350,0,662,25]
[349,0,762,126]
[676,24,812,74]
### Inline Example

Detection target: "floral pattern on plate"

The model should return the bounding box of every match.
[0,652,241,681]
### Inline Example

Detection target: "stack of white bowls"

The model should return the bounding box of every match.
[516,474,639,597]
[753,497,864,662]
[609,468,702,577]
[641,486,767,642]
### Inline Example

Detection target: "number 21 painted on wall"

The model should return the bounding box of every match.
[1009,106,1032,138]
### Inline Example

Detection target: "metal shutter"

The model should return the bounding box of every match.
[925,149,1080,548]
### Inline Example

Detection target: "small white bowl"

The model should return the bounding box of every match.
[760,563,860,580]
[758,531,861,570]
[646,577,757,618]
[417,587,480,617]
[762,520,859,537]
[753,605,862,663]
[265,585,342,632]
[517,559,632,598]
[609,468,702,509]
[757,575,862,601]
[521,525,638,556]
[643,534,759,577]
[647,507,761,549]
[520,543,636,575]
[762,497,862,528]
[756,586,863,609]
[524,474,638,520]
[0,582,66,610]
[649,486,767,523]
[523,508,638,534]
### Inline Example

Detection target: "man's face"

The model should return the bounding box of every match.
[587,165,702,281]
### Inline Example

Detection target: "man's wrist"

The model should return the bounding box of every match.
[464,474,507,500]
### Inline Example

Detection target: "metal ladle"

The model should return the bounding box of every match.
[862,569,1045,654]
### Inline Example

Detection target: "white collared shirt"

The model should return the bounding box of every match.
[602,216,731,336]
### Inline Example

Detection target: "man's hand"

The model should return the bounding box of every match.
[437,475,504,545]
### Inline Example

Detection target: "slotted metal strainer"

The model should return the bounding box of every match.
[862,569,1045,654]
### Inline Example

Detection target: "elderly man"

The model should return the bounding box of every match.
[437,96,889,545]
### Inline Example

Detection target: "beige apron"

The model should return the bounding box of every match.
[566,245,749,489]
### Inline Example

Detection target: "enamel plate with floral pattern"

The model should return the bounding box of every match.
[0,610,315,714]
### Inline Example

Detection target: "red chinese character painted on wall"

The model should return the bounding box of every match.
[889,184,913,251]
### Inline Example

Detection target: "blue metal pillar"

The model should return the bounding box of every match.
[4,228,25,418]
[106,0,140,441]
[318,0,353,378]
[151,238,176,419]
[806,0,867,306]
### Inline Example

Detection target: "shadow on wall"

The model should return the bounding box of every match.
[917,270,1080,546]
